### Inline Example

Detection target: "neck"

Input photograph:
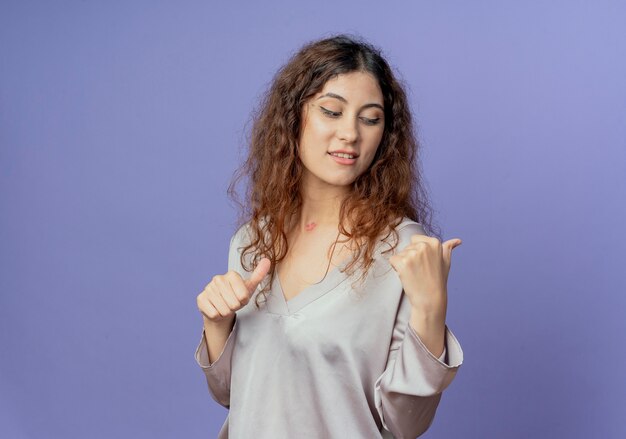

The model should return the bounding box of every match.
[294,173,350,234]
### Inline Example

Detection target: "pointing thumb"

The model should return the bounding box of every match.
[447,238,462,250]
[244,257,272,294]
[442,238,462,268]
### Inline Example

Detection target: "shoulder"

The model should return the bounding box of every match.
[228,215,270,264]
[396,217,427,246]
[228,219,258,275]
[378,216,428,257]
[231,222,251,245]
[396,216,426,235]
[230,215,265,247]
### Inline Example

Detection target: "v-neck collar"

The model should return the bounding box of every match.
[261,216,416,316]
[267,256,352,316]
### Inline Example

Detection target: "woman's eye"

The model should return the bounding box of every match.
[361,117,381,126]
[320,106,381,125]
[320,106,341,117]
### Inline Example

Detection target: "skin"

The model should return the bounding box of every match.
[197,71,462,363]
[297,70,386,203]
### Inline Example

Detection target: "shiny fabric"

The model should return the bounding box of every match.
[194,217,464,438]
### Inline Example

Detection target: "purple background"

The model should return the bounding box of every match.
[1,1,625,438]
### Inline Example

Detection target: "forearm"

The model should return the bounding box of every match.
[409,303,446,359]
[203,315,236,365]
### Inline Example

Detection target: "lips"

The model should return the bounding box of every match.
[327,151,359,158]
[328,152,357,165]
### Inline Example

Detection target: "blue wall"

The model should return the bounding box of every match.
[1,1,625,437]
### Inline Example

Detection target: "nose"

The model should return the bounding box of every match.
[337,115,359,143]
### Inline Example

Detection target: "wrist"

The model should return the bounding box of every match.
[409,309,446,358]
[203,314,236,329]
[410,309,445,329]
[410,296,446,319]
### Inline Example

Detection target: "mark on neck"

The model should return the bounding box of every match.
[304,222,317,231]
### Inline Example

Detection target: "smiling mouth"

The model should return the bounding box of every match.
[327,152,358,165]
[328,152,358,159]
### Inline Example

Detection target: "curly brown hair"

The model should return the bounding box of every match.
[226,33,441,308]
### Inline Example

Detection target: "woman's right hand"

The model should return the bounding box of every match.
[196,257,271,324]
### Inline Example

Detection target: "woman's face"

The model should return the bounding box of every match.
[298,71,385,189]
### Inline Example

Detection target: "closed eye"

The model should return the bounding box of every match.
[320,106,381,126]
[320,106,341,118]
[362,117,381,126]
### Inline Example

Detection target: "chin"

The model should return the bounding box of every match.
[327,177,356,187]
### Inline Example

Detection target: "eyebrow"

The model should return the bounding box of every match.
[316,92,384,112]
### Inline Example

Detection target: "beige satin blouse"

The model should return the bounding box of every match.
[195,217,464,438]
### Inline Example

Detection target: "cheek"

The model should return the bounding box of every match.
[362,134,383,161]
[360,151,378,169]
[307,114,334,138]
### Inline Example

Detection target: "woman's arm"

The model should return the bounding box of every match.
[194,228,246,408]
[375,222,464,437]
[202,314,236,365]
[374,311,463,438]
[194,312,239,408]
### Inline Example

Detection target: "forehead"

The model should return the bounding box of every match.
[316,72,383,102]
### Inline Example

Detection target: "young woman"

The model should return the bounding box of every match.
[195,34,464,438]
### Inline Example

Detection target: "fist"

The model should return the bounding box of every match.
[196,257,271,323]
[389,234,462,311]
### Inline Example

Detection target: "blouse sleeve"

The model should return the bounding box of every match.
[194,228,245,409]
[374,222,464,438]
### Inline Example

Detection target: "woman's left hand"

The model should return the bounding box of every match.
[389,234,462,317]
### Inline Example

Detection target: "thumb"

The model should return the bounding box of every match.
[244,257,272,293]
[442,238,462,268]
[445,238,462,250]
